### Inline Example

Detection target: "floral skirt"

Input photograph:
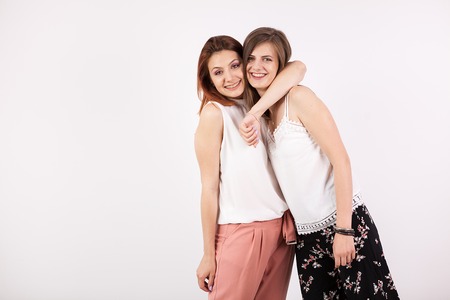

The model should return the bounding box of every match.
[295,204,399,299]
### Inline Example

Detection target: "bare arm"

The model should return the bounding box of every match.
[240,60,307,146]
[249,60,306,118]
[194,103,222,292]
[289,85,355,268]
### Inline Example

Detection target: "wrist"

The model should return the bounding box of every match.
[247,107,264,119]
[203,250,215,257]
[336,214,352,229]
[336,222,351,228]
[246,112,261,123]
[334,226,355,236]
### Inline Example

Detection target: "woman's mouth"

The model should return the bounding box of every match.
[250,72,266,79]
[225,80,241,90]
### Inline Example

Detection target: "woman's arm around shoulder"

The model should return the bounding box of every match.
[248,61,307,119]
[239,60,307,146]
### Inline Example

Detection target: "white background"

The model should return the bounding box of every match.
[0,1,449,299]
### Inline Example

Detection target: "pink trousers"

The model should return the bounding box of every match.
[209,214,295,300]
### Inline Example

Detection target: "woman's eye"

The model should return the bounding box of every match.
[231,63,240,69]
[264,57,272,62]
[214,70,223,76]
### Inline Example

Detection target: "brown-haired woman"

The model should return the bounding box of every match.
[240,27,399,300]
[195,34,306,300]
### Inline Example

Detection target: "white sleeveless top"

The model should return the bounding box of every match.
[266,96,362,234]
[207,100,288,224]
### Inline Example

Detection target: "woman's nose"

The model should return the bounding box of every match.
[224,70,233,81]
[250,60,261,70]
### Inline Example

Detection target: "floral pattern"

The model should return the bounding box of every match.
[294,204,399,299]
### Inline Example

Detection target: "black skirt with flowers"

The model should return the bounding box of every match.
[295,204,399,299]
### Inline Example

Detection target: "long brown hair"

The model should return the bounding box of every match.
[242,27,292,110]
[197,35,244,113]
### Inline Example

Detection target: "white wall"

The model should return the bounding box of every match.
[0,0,449,299]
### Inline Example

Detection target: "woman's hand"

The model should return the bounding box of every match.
[239,113,260,147]
[196,254,216,292]
[333,233,356,268]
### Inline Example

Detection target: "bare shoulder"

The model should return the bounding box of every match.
[195,103,223,158]
[289,85,316,96]
[288,85,321,110]
[198,102,223,125]
[196,102,223,139]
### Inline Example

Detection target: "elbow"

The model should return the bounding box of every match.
[293,60,307,82]
[334,156,352,174]
[299,60,307,73]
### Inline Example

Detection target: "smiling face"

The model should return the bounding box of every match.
[207,50,245,99]
[246,42,279,96]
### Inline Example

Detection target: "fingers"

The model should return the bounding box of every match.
[196,270,208,292]
[197,273,215,292]
[239,114,261,147]
[197,276,209,292]
[239,122,255,137]
[208,275,215,291]
[239,125,255,139]
[239,124,259,147]
[334,251,356,268]
[334,255,347,269]
[247,127,259,147]
[333,234,356,268]
[334,255,345,269]
[333,244,356,268]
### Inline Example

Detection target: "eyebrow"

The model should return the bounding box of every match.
[229,59,240,66]
[211,59,240,70]
[248,54,272,59]
[211,57,240,71]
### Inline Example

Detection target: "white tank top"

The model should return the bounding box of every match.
[207,100,288,224]
[266,96,362,234]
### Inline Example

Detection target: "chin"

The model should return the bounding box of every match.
[251,83,266,90]
[227,91,243,99]
[249,79,264,88]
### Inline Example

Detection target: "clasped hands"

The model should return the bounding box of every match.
[239,113,261,147]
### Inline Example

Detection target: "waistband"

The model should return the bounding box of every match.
[295,192,364,235]
[217,210,297,245]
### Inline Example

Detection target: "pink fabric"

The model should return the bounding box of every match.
[209,215,295,300]
[282,209,297,245]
